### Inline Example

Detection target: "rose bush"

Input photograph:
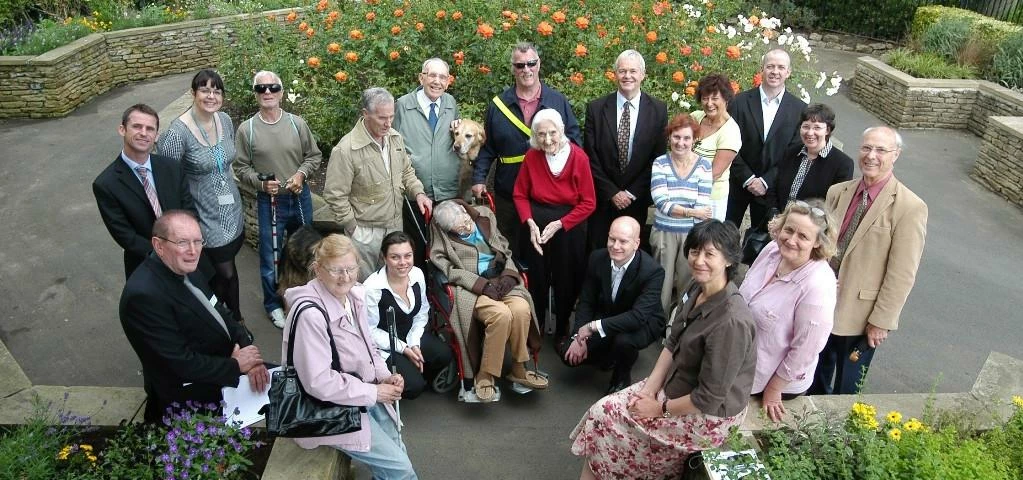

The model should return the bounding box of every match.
[217,0,841,150]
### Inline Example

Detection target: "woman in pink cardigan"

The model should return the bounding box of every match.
[282,234,418,479]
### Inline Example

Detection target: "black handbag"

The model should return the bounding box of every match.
[262,301,365,438]
[741,207,779,265]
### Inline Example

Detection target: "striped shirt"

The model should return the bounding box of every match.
[650,153,714,233]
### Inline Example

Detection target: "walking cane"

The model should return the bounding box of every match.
[258,172,280,281]
[386,306,403,434]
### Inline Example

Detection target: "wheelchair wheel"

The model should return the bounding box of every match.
[431,359,459,394]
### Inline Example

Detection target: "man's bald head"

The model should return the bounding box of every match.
[607,217,641,266]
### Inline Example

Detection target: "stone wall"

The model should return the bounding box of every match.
[973,117,1023,209]
[969,83,1023,137]
[806,32,897,55]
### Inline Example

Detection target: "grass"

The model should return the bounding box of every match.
[885,48,978,79]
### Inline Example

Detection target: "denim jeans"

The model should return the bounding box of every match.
[339,403,418,480]
[257,186,312,313]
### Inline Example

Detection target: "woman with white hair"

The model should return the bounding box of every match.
[513,108,596,342]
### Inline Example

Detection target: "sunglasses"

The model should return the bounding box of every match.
[792,200,828,224]
[253,83,283,94]
[512,59,539,70]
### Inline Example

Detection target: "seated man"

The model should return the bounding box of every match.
[563,216,666,394]
[429,200,548,403]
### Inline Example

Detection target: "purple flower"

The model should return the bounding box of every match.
[160,454,171,464]
[201,464,210,473]
[196,423,206,434]
[165,464,174,473]
[216,448,225,458]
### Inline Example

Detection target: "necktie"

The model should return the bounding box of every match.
[788,154,813,202]
[617,102,631,171]
[831,188,870,271]
[183,275,230,337]
[611,266,624,302]
[136,166,163,217]
[428,102,438,132]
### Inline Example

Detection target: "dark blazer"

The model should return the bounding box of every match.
[727,88,805,196]
[772,144,854,211]
[573,248,666,343]
[584,91,668,210]
[119,254,253,422]
[93,153,193,278]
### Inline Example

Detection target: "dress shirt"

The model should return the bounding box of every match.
[839,172,893,237]
[592,252,637,337]
[362,122,391,173]
[121,151,154,187]
[760,85,783,142]
[416,89,439,118]
[364,266,430,357]
[545,142,571,176]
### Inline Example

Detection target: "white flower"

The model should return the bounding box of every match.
[726,25,737,38]
[815,72,826,89]
[292,79,299,85]
[679,100,692,110]
[671,91,680,102]
[778,34,788,45]
[744,22,754,33]
[287,90,300,103]
[798,84,810,103]
[830,75,843,87]
[784,27,792,34]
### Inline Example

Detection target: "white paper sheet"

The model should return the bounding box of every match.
[221,366,282,427]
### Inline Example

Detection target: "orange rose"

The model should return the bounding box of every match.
[597,25,607,38]
[389,51,400,61]
[604,70,616,82]
[763,29,775,40]
[307,56,321,68]
[680,45,692,56]
[453,50,465,65]
[672,71,685,83]
[415,22,424,31]
[305,28,315,38]
[326,11,339,21]
[645,31,657,43]
[316,0,328,12]
[684,86,696,96]
[286,11,297,22]
[748,15,760,26]
[706,1,715,9]
[479,65,492,74]
[502,22,512,31]
[391,25,401,35]
[687,80,699,88]
[690,61,703,72]
[575,44,588,57]
[447,75,455,86]
[726,45,741,60]
[334,71,348,82]
[298,21,308,31]
[327,42,341,54]
[540,4,551,14]
[537,21,554,36]
[752,72,762,88]
[655,51,668,63]
[706,25,717,34]
[435,10,446,20]
[349,29,363,40]
[570,72,585,85]
[452,11,463,21]
[477,23,495,39]
[552,11,566,23]
[521,14,529,21]
[345,51,358,63]
[575,17,589,29]
[502,10,514,18]
[700,46,712,56]
[730,80,741,94]
[631,15,644,25]
[393,8,404,17]
[365,11,375,21]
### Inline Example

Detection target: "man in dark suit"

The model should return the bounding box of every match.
[94,104,194,278]
[584,50,668,253]
[726,49,806,231]
[120,211,269,423]
[562,217,666,393]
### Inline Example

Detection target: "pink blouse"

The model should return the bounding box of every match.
[739,241,836,394]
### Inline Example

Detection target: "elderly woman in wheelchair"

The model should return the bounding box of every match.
[428,199,548,403]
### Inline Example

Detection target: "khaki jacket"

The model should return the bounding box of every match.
[826,177,928,335]
[323,118,425,232]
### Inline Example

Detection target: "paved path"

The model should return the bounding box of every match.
[0,49,1021,479]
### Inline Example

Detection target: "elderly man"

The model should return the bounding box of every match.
[394,58,462,265]
[727,49,806,232]
[471,41,581,251]
[563,216,666,394]
[810,126,928,395]
[324,87,432,276]
[234,70,322,328]
[584,50,668,252]
[120,211,268,423]
[94,104,194,279]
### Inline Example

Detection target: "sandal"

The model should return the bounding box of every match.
[505,370,549,390]
[474,378,497,402]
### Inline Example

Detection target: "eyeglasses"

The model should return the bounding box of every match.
[512,59,539,70]
[157,236,206,250]
[253,83,283,94]
[792,200,828,224]
[321,264,359,279]
[859,145,897,155]
[197,87,223,97]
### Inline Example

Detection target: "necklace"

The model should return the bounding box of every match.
[258,108,283,125]
[188,108,219,146]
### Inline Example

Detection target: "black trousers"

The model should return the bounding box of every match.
[402,197,431,270]
[493,193,521,257]
[518,203,587,339]
[587,201,652,254]
[384,331,453,399]
[560,329,654,383]
[725,183,771,229]
[809,333,876,395]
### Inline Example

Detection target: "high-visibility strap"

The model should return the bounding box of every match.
[492,95,530,137]
[499,154,525,164]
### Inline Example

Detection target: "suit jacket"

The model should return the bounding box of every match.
[119,255,253,421]
[772,144,854,211]
[573,248,666,342]
[728,87,805,200]
[93,153,193,278]
[584,91,668,210]
[826,177,928,335]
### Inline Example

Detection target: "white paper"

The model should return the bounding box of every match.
[221,366,282,427]
[703,449,771,480]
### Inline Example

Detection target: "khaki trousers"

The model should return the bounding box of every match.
[651,228,692,314]
[474,294,531,378]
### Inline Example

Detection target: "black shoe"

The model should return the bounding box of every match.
[606,371,632,394]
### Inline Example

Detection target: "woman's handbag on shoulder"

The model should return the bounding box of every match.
[261,301,364,438]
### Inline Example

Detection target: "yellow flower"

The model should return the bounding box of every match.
[80,444,93,451]
[885,410,902,424]
[903,418,925,432]
[1012,395,1023,409]
[888,428,902,441]
[57,445,71,460]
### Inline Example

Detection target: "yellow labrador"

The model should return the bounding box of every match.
[451,119,485,197]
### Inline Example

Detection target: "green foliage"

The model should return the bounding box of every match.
[0,403,71,480]
[921,16,974,63]
[1,18,92,55]
[0,0,34,28]
[982,401,1023,479]
[792,0,921,41]
[742,0,816,30]
[885,48,977,79]
[992,32,1023,89]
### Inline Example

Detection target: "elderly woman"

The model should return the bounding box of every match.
[429,200,548,403]
[513,108,596,341]
[650,113,715,313]
[571,220,756,480]
[772,103,855,212]
[740,199,837,421]
[365,231,452,400]
[282,234,417,479]
[157,69,246,324]
[691,74,742,221]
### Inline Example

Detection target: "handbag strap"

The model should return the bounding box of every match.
[286,301,342,372]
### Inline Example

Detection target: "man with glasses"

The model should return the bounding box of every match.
[810,126,928,395]
[234,70,322,328]
[471,42,581,251]
[94,103,195,279]
[120,210,269,423]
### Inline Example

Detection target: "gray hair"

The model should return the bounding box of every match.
[528,109,565,150]
[433,201,468,232]
[615,49,646,73]
[863,126,904,149]
[421,57,450,73]
[361,87,394,113]
[252,70,282,87]
[509,41,538,64]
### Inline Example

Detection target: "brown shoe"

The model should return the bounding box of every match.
[474,377,497,402]
[505,370,549,390]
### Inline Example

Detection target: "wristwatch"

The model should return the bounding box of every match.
[661,399,671,418]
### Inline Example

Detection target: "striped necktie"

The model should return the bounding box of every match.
[136,166,163,217]
[831,188,870,271]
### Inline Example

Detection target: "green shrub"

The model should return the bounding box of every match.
[0,0,34,28]
[743,0,817,30]
[922,16,974,63]
[992,32,1023,89]
[2,18,92,55]
[885,48,978,79]
[794,0,920,41]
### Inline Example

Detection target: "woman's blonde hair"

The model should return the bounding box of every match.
[311,234,363,273]
[767,199,838,261]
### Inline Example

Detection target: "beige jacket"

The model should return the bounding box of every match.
[324,118,425,232]
[826,177,928,335]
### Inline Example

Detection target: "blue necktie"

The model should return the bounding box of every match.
[428,103,438,131]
